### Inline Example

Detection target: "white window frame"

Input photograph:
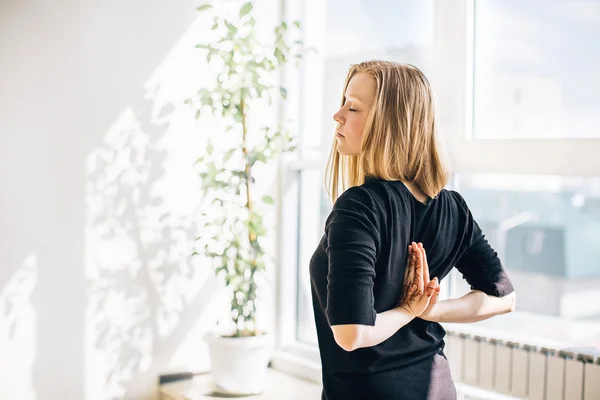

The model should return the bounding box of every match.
[435,0,600,177]
[273,0,600,381]
[272,0,326,377]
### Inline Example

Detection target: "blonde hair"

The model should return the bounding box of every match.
[325,60,449,203]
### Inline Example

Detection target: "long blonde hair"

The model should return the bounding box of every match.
[325,61,448,203]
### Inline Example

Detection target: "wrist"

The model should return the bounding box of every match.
[397,305,417,320]
[421,301,444,322]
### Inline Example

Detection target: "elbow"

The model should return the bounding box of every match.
[332,325,364,352]
[502,291,516,314]
[508,291,516,312]
[337,338,360,352]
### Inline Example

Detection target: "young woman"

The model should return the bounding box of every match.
[309,61,516,400]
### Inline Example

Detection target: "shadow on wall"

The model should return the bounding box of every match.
[0,0,222,399]
[85,97,219,399]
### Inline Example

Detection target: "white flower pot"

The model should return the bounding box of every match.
[205,332,273,395]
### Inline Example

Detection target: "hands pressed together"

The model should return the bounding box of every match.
[397,242,441,320]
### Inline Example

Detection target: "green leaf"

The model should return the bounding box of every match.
[207,144,214,155]
[262,195,274,205]
[234,104,243,123]
[279,87,287,99]
[184,98,192,105]
[196,109,202,119]
[196,4,213,12]
[239,2,253,18]
[211,21,218,30]
[293,20,301,29]
[274,47,285,63]
[224,148,236,162]
[224,20,238,35]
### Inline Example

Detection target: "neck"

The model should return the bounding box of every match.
[402,181,430,204]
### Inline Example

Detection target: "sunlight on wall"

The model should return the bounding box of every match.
[0,1,284,398]
[82,13,219,398]
[82,1,282,397]
[0,253,37,400]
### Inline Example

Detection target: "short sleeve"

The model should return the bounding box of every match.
[324,187,380,327]
[452,191,515,297]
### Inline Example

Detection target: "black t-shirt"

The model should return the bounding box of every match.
[309,177,514,400]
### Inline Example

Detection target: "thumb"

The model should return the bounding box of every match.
[425,279,437,297]
[430,279,440,304]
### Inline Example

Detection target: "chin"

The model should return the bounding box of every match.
[336,145,349,156]
[335,141,359,156]
[336,148,359,156]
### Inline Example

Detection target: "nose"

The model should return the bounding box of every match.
[333,109,345,125]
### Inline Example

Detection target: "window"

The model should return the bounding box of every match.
[448,173,600,347]
[473,1,600,139]
[436,0,600,176]
[439,1,600,346]
[279,0,600,365]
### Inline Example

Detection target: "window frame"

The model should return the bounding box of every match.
[435,0,600,177]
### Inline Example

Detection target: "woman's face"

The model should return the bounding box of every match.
[333,72,376,156]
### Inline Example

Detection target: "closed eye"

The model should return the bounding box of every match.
[343,96,358,112]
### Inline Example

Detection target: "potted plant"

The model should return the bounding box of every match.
[188,1,305,395]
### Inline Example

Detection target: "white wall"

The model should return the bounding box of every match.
[0,1,281,399]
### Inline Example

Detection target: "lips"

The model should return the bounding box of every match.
[336,132,345,137]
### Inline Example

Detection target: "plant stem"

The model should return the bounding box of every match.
[240,96,258,335]
[240,98,255,242]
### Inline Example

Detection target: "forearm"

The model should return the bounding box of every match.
[356,307,415,349]
[427,290,515,323]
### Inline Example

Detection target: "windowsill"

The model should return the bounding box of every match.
[270,349,322,385]
[159,368,322,399]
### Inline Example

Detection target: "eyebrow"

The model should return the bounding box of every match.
[344,94,364,104]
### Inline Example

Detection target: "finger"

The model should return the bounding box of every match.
[432,287,440,304]
[404,245,415,283]
[429,278,440,303]
[425,279,436,297]
[402,245,416,302]
[415,243,424,294]
[419,243,430,284]
[410,243,418,265]
[409,244,419,293]
[410,243,419,285]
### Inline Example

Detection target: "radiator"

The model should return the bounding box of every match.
[445,330,600,400]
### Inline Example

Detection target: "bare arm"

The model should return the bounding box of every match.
[332,306,415,351]
[421,290,516,323]
[417,229,516,324]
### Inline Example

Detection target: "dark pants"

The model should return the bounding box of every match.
[321,351,457,400]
